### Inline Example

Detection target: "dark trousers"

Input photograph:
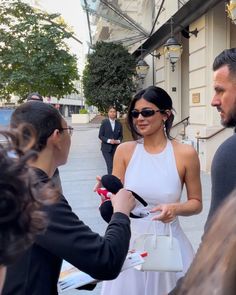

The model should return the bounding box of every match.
[102,149,116,174]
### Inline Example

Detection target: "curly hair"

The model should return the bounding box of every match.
[0,125,57,266]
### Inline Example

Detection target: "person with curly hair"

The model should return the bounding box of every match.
[0,126,56,293]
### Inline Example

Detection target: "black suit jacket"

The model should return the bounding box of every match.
[98,119,123,152]
[3,168,131,295]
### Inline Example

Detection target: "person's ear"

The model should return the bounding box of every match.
[47,129,62,149]
[165,109,171,117]
[163,109,171,121]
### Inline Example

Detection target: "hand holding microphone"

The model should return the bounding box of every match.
[96,175,148,223]
[111,188,136,217]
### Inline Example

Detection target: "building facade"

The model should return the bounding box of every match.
[87,0,235,171]
[151,0,235,172]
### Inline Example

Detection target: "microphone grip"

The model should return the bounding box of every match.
[129,191,148,207]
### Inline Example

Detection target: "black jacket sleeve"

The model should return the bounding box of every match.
[99,119,110,143]
[117,121,123,142]
[36,195,131,280]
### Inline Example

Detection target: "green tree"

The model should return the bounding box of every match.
[82,41,136,113]
[0,0,79,101]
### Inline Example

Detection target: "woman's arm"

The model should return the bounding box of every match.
[112,141,136,183]
[37,192,134,281]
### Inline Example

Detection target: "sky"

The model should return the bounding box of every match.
[28,0,90,55]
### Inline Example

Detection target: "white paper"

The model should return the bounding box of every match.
[58,252,146,292]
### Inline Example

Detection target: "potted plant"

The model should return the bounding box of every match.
[71,108,90,123]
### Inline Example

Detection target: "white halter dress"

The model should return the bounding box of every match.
[101,140,194,295]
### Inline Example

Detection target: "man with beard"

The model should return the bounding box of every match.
[168,48,236,294]
[205,47,236,227]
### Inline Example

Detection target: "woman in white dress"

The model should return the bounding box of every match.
[101,86,202,295]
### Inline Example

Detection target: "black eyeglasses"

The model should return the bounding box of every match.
[131,109,162,118]
[60,126,74,136]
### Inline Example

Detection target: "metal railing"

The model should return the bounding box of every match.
[172,116,190,128]
[195,127,226,154]
[171,116,190,139]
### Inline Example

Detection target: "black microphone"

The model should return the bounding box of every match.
[99,175,148,223]
[101,174,123,193]
[99,201,113,223]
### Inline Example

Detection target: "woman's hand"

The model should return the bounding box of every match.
[93,175,102,192]
[150,203,177,223]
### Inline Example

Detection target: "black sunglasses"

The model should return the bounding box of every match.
[131,109,162,118]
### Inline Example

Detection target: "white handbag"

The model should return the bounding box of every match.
[133,222,183,272]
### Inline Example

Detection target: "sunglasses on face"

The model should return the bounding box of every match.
[131,109,162,118]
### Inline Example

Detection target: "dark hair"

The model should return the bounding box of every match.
[26,92,43,102]
[10,101,63,151]
[0,127,56,265]
[213,48,236,78]
[127,86,174,140]
[108,106,117,111]
[178,190,236,295]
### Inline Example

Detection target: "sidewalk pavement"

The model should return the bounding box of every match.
[60,119,211,295]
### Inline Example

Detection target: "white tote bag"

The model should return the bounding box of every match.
[133,222,183,272]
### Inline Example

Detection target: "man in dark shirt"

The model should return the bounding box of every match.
[169,48,236,294]
[205,48,236,227]
[3,101,135,295]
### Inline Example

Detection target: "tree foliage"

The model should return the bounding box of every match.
[0,0,79,101]
[82,41,136,113]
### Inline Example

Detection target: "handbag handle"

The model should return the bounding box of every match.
[147,221,174,249]
[169,222,174,249]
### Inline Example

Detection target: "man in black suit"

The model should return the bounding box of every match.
[99,106,123,174]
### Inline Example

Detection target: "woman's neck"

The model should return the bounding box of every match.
[143,133,168,153]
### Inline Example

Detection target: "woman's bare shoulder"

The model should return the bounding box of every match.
[172,140,197,157]
[113,141,137,175]
[117,141,137,151]
[172,140,200,180]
